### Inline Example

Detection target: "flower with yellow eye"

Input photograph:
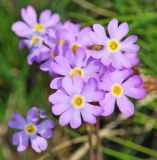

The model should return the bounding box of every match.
[50,49,102,89]
[49,75,104,129]
[8,107,54,153]
[12,5,60,38]
[88,19,140,69]
[99,70,146,117]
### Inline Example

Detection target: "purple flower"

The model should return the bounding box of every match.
[99,70,147,116]
[8,107,54,152]
[56,21,92,55]
[27,45,50,65]
[12,5,60,37]
[39,30,69,73]
[87,19,140,69]
[50,49,102,89]
[49,75,104,128]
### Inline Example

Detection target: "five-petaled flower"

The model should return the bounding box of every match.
[8,107,55,152]
[49,75,104,128]
[99,70,147,116]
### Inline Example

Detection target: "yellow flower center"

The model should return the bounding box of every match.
[30,36,41,45]
[25,124,37,135]
[59,39,64,46]
[107,39,120,52]
[34,23,45,32]
[71,43,80,53]
[70,68,84,77]
[71,95,85,108]
[111,84,123,97]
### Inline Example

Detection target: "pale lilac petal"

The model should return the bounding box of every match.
[50,57,71,75]
[49,90,70,104]
[123,75,143,88]
[115,22,129,40]
[72,75,84,94]
[21,6,37,26]
[40,59,52,72]
[82,79,104,102]
[100,93,116,116]
[101,50,112,66]
[11,21,32,37]
[109,69,133,84]
[43,13,60,27]
[30,135,48,153]
[98,73,114,91]
[62,76,83,96]
[124,35,138,44]
[124,53,140,66]
[120,43,140,53]
[75,48,86,67]
[82,103,103,116]
[125,87,146,99]
[70,110,81,129]
[8,113,27,129]
[84,60,101,75]
[50,77,63,89]
[39,9,52,23]
[112,52,132,69]
[12,131,29,152]
[107,19,118,38]
[62,77,74,96]
[37,120,54,138]
[52,104,71,115]
[78,27,92,46]
[81,107,97,124]
[27,107,40,123]
[93,24,108,40]
[89,31,105,44]
[117,95,134,116]
[59,108,73,126]
[123,75,146,99]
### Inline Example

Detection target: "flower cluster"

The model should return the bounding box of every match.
[10,5,147,151]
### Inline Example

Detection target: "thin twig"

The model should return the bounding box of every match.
[96,117,103,160]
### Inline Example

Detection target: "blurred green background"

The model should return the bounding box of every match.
[0,0,157,160]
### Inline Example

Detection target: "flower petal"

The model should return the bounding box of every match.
[82,78,104,102]
[59,108,73,126]
[39,9,52,23]
[123,75,146,99]
[107,19,118,38]
[50,77,63,89]
[112,51,132,69]
[100,93,116,116]
[30,135,48,153]
[70,110,81,129]
[93,24,108,40]
[50,56,71,75]
[8,113,27,129]
[42,13,60,27]
[117,95,134,116]
[49,90,70,104]
[52,104,71,115]
[26,107,40,123]
[37,120,54,138]
[11,21,32,37]
[12,131,29,152]
[115,22,129,40]
[82,103,103,116]
[21,6,37,26]
[81,107,97,124]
